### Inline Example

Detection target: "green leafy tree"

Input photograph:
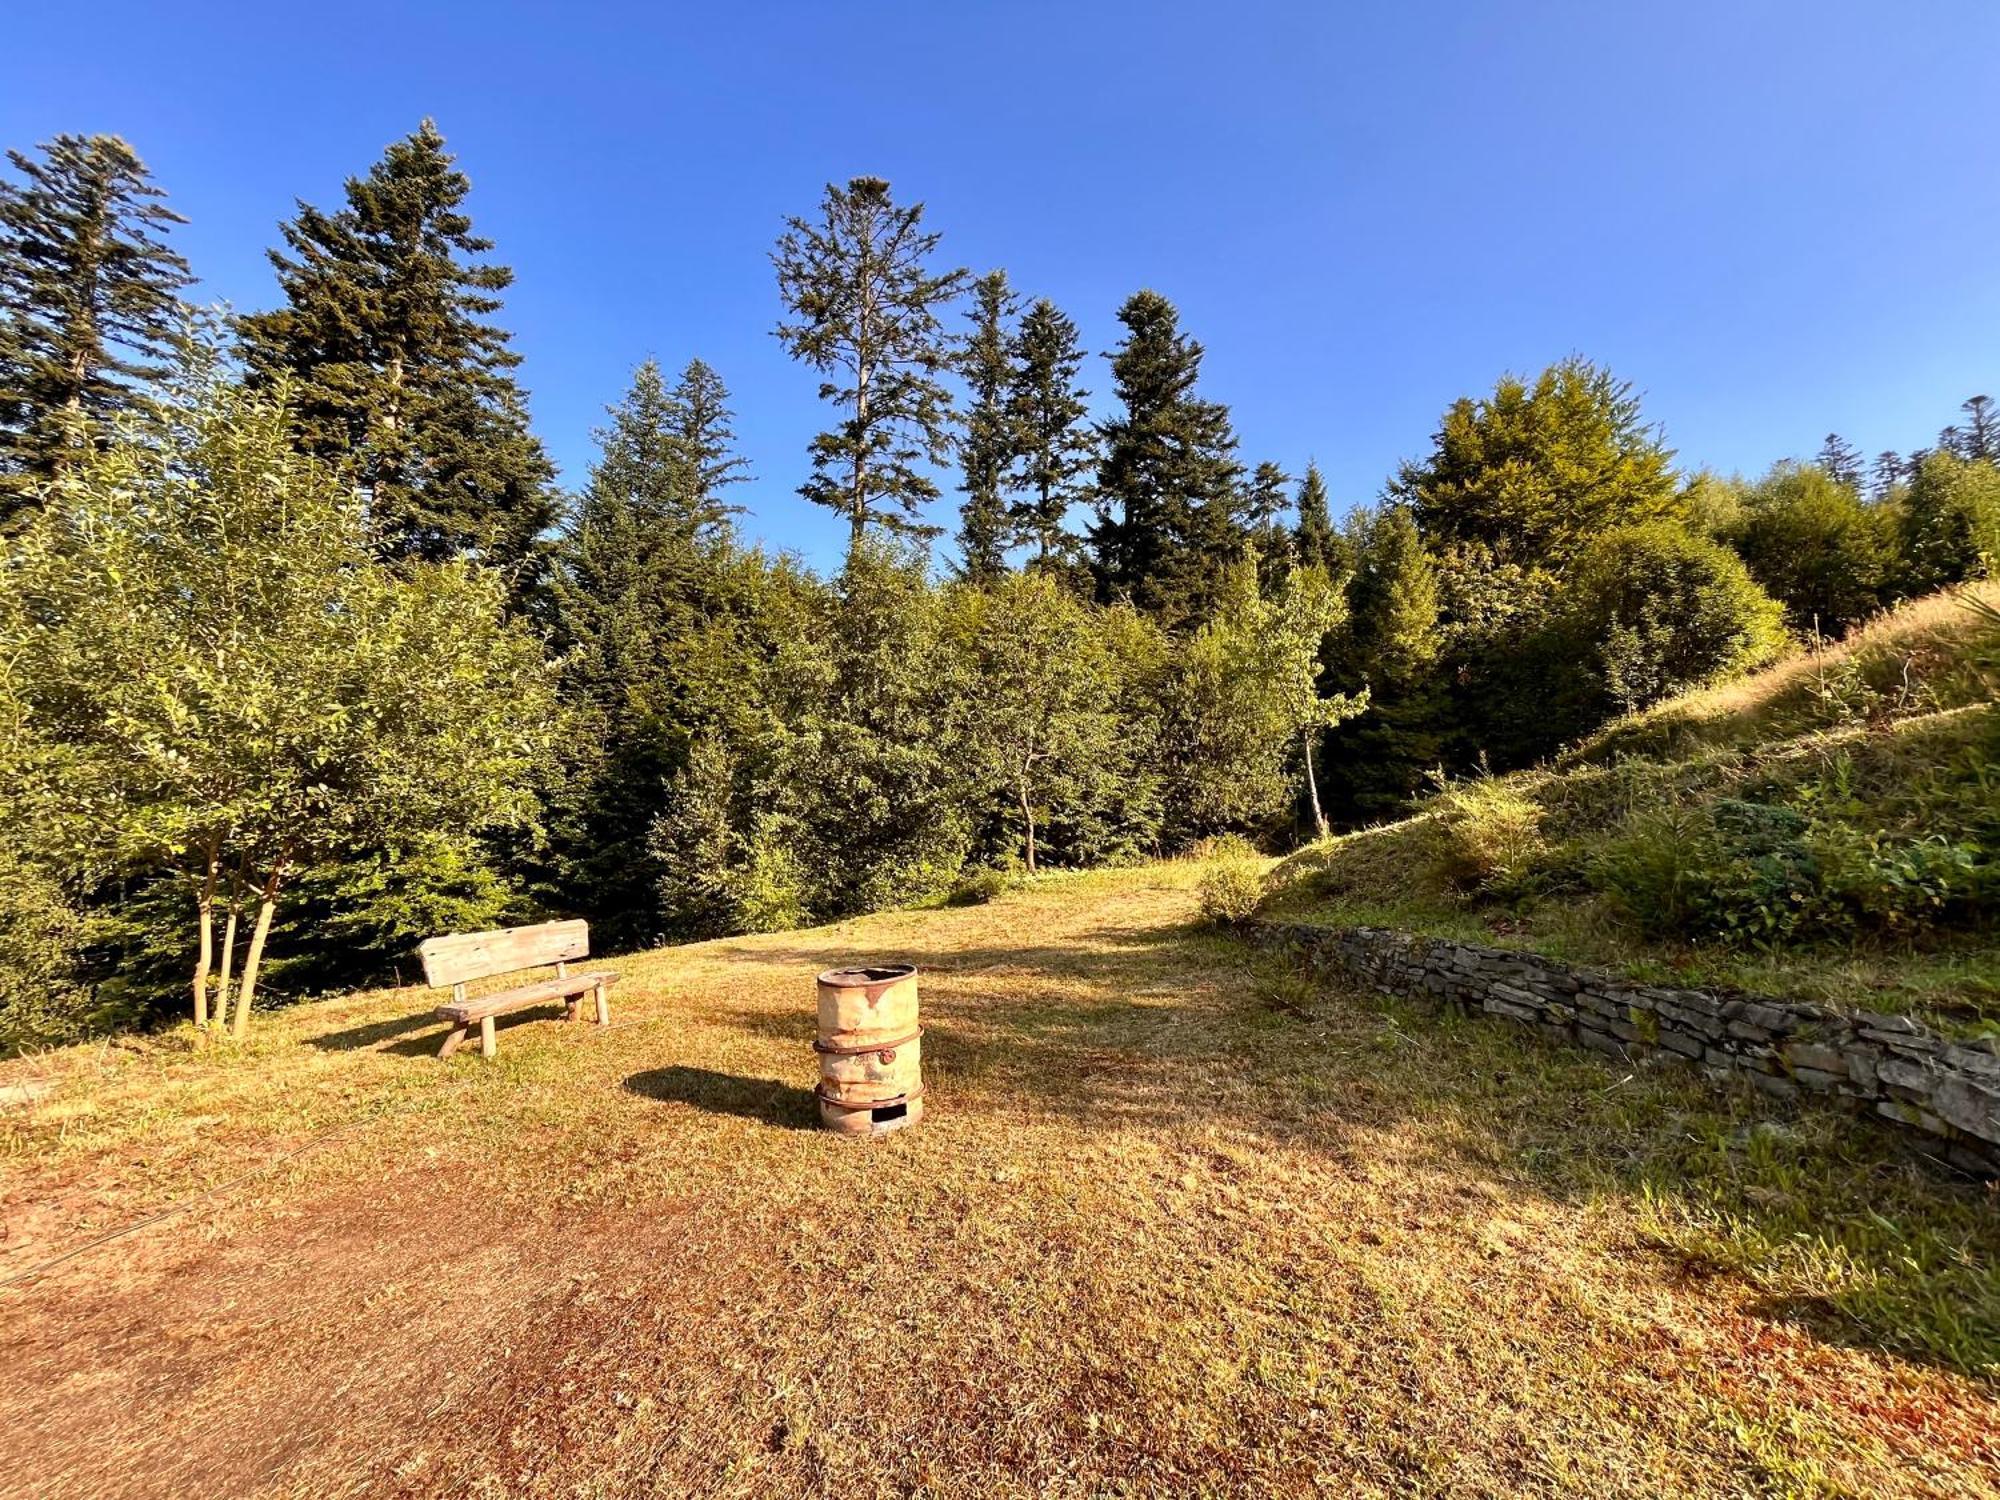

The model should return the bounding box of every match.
[1157,559,1357,840]
[956,270,1021,582]
[1,363,554,1036]
[1269,565,1365,838]
[1725,462,1897,635]
[953,571,1124,871]
[1392,357,1680,569]
[1564,522,1786,714]
[237,120,556,583]
[1899,449,2000,591]
[773,176,967,548]
[1006,296,1094,567]
[0,134,190,523]
[1091,290,1245,625]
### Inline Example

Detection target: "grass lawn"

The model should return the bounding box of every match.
[1,861,1996,1497]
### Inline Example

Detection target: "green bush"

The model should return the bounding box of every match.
[1565,522,1788,714]
[1427,776,1548,897]
[1197,843,1266,926]
[946,868,1010,906]
[1724,462,1898,636]
[1899,452,2000,593]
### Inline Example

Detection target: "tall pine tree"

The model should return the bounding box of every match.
[773,176,966,549]
[956,270,1020,583]
[237,120,556,583]
[663,357,751,538]
[1006,296,1094,567]
[0,134,190,523]
[1817,432,1863,490]
[1293,462,1344,576]
[546,360,757,945]
[1090,290,1244,625]
[1962,395,1997,462]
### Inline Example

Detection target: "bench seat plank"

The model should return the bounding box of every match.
[436,971,619,1024]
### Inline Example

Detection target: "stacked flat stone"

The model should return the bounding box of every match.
[1256,921,2000,1176]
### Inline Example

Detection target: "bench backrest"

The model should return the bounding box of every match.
[419,920,589,988]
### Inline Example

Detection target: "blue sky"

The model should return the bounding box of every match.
[8,2,1999,569]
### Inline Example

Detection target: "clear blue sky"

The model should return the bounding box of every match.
[9,1,1998,569]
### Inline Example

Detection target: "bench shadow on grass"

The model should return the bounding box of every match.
[623,1066,818,1130]
[307,1003,586,1059]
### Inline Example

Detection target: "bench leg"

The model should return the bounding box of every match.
[565,996,582,1023]
[438,1024,469,1060]
[479,1015,496,1059]
[594,983,609,1026]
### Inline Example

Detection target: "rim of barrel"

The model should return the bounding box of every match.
[816,962,917,988]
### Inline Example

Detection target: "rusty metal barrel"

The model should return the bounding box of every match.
[815,964,923,1136]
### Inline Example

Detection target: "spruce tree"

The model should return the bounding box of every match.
[956,270,1020,583]
[0,134,190,523]
[1962,395,1997,462]
[546,359,756,944]
[1320,505,1445,821]
[1293,462,1343,575]
[1091,290,1244,625]
[1816,432,1863,491]
[1006,296,1094,566]
[1242,460,1294,587]
[772,176,967,549]
[237,120,556,580]
[1872,450,1904,501]
[664,357,751,538]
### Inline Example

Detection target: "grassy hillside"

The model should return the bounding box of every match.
[1265,585,2000,1036]
[1,862,1996,1495]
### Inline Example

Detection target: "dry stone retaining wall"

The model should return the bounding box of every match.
[1255,921,2000,1175]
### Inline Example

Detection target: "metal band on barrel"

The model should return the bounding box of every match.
[810,1028,923,1057]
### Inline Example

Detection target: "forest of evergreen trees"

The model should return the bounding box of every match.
[2,124,1996,1045]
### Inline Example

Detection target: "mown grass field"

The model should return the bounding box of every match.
[1,861,1996,1498]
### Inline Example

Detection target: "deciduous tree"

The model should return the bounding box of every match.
[2,362,553,1036]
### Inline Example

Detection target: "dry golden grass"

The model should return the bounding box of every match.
[1,862,1996,1497]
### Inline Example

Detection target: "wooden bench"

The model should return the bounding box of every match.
[418,919,618,1060]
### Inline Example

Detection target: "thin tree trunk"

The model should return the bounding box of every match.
[215,871,242,1030]
[191,849,219,1028]
[1019,780,1037,874]
[231,872,284,1039]
[1303,727,1330,842]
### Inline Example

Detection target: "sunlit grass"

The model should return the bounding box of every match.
[0,860,1994,1495]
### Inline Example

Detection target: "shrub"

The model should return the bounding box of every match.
[1724,462,1898,635]
[1197,843,1266,926]
[1565,522,1788,713]
[1899,452,2000,593]
[1427,776,1547,897]
[946,868,1010,907]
